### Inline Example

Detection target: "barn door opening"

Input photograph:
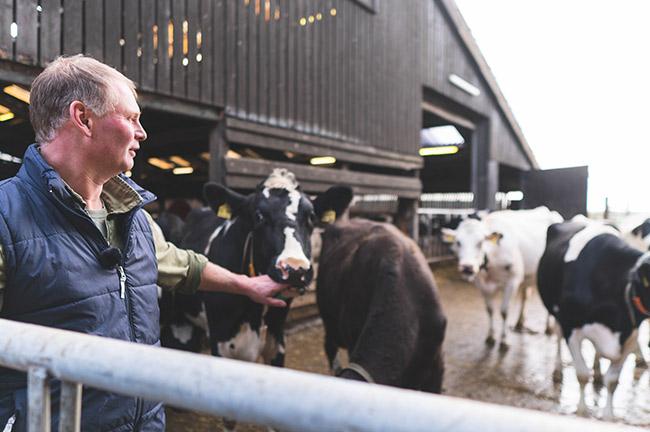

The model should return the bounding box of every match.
[522,166,588,219]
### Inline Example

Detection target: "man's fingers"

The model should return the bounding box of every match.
[266,297,287,308]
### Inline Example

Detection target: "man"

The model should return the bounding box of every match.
[0,55,289,431]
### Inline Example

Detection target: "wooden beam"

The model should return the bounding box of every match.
[138,92,222,121]
[421,101,475,130]
[226,117,423,169]
[224,157,421,198]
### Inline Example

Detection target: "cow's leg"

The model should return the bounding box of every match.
[545,313,555,335]
[262,302,292,367]
[498,280,519,351]
[602,332,639,420]
[479,288,496,347]
[567,333,591,416]
[634,338,648,369]
[324,333,342,375]
[514,285,528,332]
[553,324,564,383]
[592,353,603,386]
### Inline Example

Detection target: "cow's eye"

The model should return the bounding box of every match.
[254,210,265,227]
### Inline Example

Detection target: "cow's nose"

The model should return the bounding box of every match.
[460,265,475,276]
[277,262,312,291]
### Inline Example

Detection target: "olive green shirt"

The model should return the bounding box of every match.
[0,175,208,311]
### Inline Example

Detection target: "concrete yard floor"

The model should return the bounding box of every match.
[166,263,650,431]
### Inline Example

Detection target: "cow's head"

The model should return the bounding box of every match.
[631,219,650,250]
[441,218,503,281]
[204,169,349,289]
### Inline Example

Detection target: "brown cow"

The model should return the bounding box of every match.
[313,187,447,393]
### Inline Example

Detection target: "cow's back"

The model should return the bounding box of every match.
[317,218,446,391]
[485,207,562,276]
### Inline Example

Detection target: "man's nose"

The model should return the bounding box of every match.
[135,121,147,141]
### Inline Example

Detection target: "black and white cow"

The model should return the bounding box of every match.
[314,187,447,393]
[183,169,319,365]
[538,218,650,419]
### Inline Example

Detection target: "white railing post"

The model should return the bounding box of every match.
[27,366,50,432]
[59,381,82,432]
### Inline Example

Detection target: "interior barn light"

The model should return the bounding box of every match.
[0,104,9,114]
[226,149,242,159]
[449,74,480,97]
[419,146,459,157]
[200,152,211,162]
[169,155,191,167]
[0,151,21,163]
[173,167,194,175]
[10,23,17,38]
[299,17,307,26]
[330,8,337,16]
[148,157,174,170]
[4,85,30,104]
[310,156,336,165]
[0,112,15,122]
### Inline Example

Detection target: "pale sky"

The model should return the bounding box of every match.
[454,0,650,212]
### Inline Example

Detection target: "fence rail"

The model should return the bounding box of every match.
[0,319,642,432]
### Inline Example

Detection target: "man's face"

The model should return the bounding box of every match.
[91,82,147,175]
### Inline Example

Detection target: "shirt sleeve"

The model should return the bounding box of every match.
[143,210,208,294]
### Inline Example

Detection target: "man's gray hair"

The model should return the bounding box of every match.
[29,55,137,143]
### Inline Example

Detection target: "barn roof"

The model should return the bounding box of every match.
[440,0,539,169]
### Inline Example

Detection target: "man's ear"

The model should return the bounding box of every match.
[440,228,456,244]
[312,186,353,223]
[203,183,247,220]
[486,231,504,244]
[69,101,92,137]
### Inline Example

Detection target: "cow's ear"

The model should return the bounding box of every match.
[440,228,456,244]
[312,185,353,223]
[486,231,503,244]
[203,183,247,219]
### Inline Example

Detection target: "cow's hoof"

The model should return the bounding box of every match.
[485,335,496,347]
[552,369,563,383]
[635,356,648,369]
[514,322,524,332]
[223,418,237,432]
[498,341,509,353]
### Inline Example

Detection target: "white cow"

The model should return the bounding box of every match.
[442,207,562,350]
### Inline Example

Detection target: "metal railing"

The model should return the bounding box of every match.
[0,318,642,432]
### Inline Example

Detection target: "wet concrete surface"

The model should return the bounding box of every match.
[166,263,650,431]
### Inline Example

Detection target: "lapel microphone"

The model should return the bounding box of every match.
[99,247,123,269]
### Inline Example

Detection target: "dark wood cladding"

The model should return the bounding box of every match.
[0,0,421,163]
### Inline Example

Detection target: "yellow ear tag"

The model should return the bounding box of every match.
[217,204,232,220]
[321,210,336,224]
[486,232,502,244]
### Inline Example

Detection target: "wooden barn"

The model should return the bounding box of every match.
[0,0,587,233]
